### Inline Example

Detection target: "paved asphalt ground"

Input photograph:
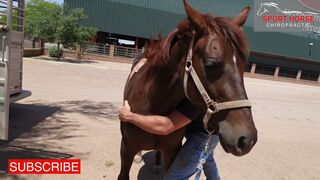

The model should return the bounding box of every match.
[0,57,320,180]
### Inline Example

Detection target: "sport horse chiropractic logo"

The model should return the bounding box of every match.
[254,0,320,33]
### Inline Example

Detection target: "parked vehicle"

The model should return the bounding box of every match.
[0,0,31,140]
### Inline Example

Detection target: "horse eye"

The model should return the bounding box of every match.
[204,58,219,69]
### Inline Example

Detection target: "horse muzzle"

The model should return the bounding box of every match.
[218,120,257,156]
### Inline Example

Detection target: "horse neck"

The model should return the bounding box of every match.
[146,38,189,114]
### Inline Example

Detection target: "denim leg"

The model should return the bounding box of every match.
[164,133,202,180]
[164,133,219,180]
[203,135,220,180]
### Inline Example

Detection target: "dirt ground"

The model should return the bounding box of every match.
[0,58,319,180]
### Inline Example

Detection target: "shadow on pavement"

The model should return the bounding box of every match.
[0,100,118,145]
[56,100,119,121]
[0,103,67,178]
[2,103,60,142]
[0,100,118,178]
[137,151,164,180]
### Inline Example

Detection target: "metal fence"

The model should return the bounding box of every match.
[83,43,143,59]
[84,43,110,55]
[114,45,142,59]
[254,63,276,76]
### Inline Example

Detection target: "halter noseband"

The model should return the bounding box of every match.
[183,35,252,133]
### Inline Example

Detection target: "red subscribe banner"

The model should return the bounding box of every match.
[8,159,81,174]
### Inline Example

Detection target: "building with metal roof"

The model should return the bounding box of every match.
[65,0,320,82]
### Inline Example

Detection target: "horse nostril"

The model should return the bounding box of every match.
[237,136,248,150]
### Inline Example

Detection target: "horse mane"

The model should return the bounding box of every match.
[143,29,179,66]
[144,14,249,66]
[144,18,194,66]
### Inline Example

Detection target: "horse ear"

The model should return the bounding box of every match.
[183,0,207,31]
[233,6,251,27]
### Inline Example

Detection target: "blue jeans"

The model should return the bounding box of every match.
[164,132,220,180]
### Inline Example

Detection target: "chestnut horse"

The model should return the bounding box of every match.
[118,1,257,179]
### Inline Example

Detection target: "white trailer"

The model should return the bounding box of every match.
[0,0,31,140]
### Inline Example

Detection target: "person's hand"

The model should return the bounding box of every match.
[118,100,132,122]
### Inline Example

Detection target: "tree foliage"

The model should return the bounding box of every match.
[25,0,97,56]
[25,0,62,43]
[55,8,97,50]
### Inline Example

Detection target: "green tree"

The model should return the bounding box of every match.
[25,0,62,48]
[25,0,97,60]
[55,8,97,60]
[56,8,96,48]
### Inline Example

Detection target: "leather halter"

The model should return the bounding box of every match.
[183,35,252,133]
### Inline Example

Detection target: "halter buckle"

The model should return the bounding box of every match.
[207,101,219,114]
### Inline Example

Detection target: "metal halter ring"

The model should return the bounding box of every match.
[208,102,219,114]
[185,59,193,71]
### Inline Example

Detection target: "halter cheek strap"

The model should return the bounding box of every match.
[183,35,251,133]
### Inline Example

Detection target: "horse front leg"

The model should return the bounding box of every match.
[118,138,138,180]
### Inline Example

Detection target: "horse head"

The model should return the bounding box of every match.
[179,0,257,156]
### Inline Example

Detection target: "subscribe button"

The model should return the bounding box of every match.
[8,159,81,174]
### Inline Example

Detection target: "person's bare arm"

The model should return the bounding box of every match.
[118,101,191,135]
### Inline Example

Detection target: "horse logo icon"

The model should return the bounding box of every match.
[257,2,319,16]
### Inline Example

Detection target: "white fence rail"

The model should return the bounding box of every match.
[83,43,143,59]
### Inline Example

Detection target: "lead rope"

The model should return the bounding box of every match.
[194,133,213,180]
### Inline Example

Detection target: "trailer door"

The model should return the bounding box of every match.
[0,0,23,140]
[0,26,10,140]
[0,10,10,140]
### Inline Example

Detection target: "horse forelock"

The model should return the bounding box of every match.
[204,15,249,62]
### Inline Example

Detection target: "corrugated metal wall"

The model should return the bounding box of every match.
[65,0,320,64]
[64,0,252,38]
